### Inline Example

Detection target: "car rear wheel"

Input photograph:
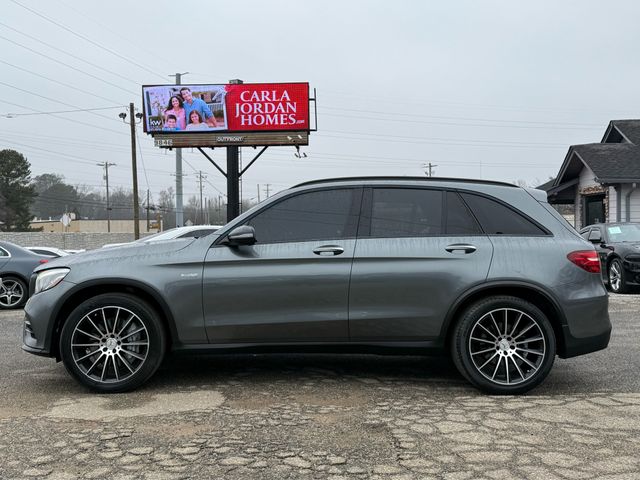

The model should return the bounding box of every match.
[451,296,556,395]
[59,293,166,392]
[0,276,27,309]
[608,258,628,294]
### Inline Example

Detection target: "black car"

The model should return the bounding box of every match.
[580,223,640,293]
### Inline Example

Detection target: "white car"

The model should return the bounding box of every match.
[102,225,222,248]
[25,246,70,258]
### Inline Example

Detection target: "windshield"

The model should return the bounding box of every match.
[606,224,640,242]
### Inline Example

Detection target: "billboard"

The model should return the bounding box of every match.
[142,82,309,134]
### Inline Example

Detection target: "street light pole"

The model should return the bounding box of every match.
[129,103,140,239]
[120,105,143,239]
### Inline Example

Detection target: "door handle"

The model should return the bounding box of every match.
[313,245,345,256]
[445,244,477,254]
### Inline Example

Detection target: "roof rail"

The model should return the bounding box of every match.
[291,176,518,189]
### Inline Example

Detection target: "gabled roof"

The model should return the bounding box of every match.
[603,120,640,145]
[571,143,640,182]
[553,120,640,188]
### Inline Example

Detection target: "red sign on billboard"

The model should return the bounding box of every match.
[225,83,309,131]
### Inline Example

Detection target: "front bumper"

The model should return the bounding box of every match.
[622,257,640,286]
[22,279,76,358]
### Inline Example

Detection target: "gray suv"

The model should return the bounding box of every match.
[23,177,611,394]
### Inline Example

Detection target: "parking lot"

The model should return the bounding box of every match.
[0,294,638,480]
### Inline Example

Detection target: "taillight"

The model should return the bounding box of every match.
[567,250,600,273]
[39,259,49,264]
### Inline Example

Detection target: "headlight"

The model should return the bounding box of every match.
[34,268,70,294]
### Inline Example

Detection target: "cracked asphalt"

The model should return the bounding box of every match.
[1,294,639,479]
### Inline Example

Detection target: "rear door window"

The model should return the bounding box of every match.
[446,191,482,235]
[459,192,547,236]
[366,188,443,237]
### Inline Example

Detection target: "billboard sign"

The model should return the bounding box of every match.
[142,82,309,135]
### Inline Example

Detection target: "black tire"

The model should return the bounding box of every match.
[59,293,166,393]
[451,296,556,395]
[608,258,628,294]
[0,276,28,310]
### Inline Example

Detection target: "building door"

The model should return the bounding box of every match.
[584,195,605,226]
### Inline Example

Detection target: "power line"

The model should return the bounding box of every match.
[0,58,125,105]
[316,132,565,149]
[0,80,123,125]
[0,20,141,87]
[0,98,129,136]
[319,105,602,128]
[53,0,170,66]
[9,0,167,81]
[321,89,637,116]
[134,127,152,201]
[317,110,602,131]
[2,105,124,117]
[0,33,139,96]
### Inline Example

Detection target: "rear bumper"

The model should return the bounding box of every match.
[556,283,611,358]
[560,326,610,358]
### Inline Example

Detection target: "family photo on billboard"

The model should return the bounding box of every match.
[143,84,228,132]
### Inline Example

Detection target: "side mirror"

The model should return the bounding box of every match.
[226,225,256,246]
[588,231,602,243]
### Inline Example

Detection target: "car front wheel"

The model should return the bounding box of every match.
[59,293,166,392]
[608,258,628,294]
[451,296,556,395]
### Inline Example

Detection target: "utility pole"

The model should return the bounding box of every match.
[129,103,140,239]
[257,184,261,203]
[119,105,142,238]
[264,183,272,199]
[170,71,188,227]
[196,171,206,224]
[97,162,116,232]
[423,162,438,177]
[145,189,150,232]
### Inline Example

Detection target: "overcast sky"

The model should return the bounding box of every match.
[1,0,639,207]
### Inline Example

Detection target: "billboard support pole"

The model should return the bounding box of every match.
[226,79,244,222]
[197,148,227,178]
[239,146,268,176]
[227,146,240,222]
[170,71,189,227]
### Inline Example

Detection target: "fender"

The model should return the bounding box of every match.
[48,277,181,352]
[0,271,29,283]
[439,279,568,340]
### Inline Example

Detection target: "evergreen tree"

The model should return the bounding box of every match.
[0,149,36,231]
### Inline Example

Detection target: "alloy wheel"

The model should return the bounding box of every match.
[468,308,546,386]
[609,261,622,292]
[0,279,25,308]
[70,306,149,383]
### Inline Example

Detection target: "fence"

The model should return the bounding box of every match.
[0,232,153,251]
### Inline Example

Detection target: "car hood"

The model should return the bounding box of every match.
[33,238,197,273]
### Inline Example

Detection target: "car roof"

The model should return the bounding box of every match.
[292,176,518,189]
